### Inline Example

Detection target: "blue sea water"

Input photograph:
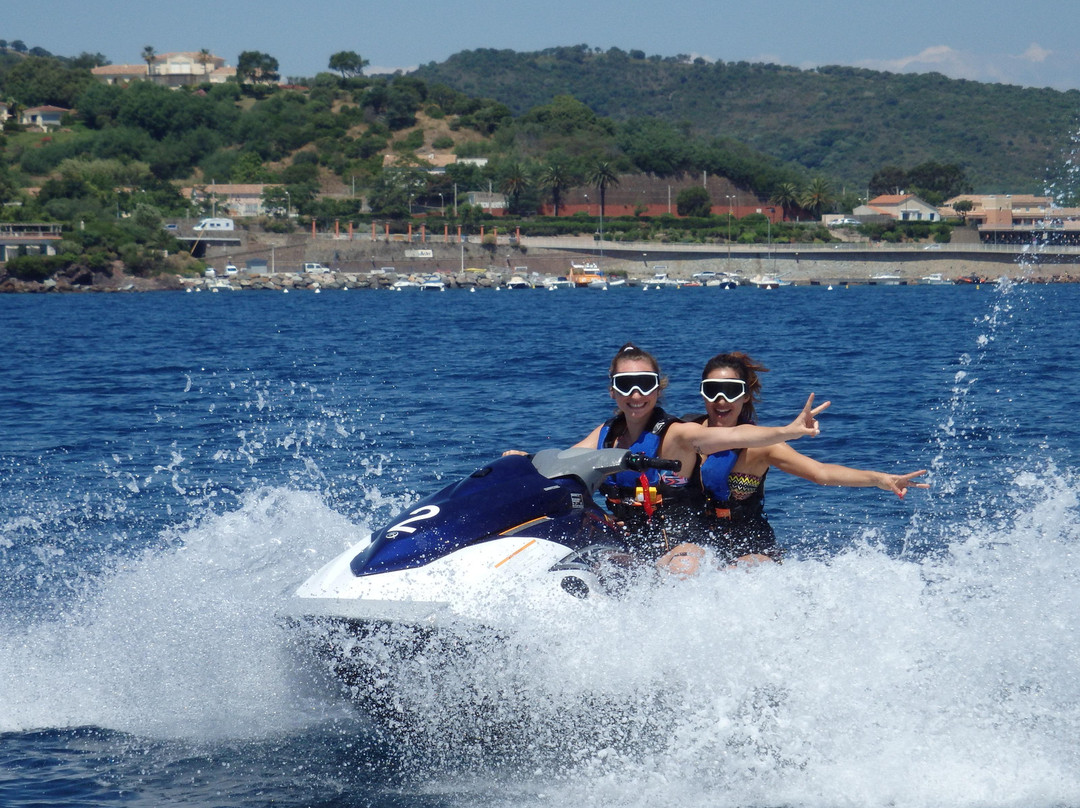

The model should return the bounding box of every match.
[1,279,1079,807]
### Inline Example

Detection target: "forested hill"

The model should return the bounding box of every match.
[413,45,1080,194]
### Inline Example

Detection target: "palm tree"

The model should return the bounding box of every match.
[585,160,620,219]
[197,48,212,78]
[141,45,157,77]
[499,161,530,214]
[538,159,573,216]
[770,182,799,221]
[799,177,834,219]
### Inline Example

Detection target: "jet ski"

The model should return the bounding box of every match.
[291,447,679,624]
[287,448,679,668]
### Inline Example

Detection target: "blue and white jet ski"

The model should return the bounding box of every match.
[290,447,680,636]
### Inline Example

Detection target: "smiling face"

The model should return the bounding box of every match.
[703,365,747,427]
[610,356,660,428]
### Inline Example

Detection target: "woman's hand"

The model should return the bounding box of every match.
[877,469,930,498]
[786,393,831,440]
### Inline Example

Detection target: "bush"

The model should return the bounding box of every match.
[5,253,61,281]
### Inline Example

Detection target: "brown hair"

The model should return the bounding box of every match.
[700,351,769,424]
[608,342,668,389]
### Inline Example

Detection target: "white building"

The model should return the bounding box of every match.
[92,52,236,86]
[854,194,941,222]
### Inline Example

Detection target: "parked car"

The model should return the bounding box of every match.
[829,217,861,227]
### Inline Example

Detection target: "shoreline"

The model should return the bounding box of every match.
[2,264,1077,294]
[3,237,1078,293]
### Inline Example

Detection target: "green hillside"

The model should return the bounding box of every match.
[413,45,1080,194]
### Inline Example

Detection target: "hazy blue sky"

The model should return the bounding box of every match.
[8,0,1080,91]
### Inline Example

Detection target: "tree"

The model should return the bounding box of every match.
[868,165,908,196]
[585,159,620,218]
[5,57,96,108]
[538,158,574,216]
[368,165,426,217]
[237,51,280,85]
[231,151,272,183]
[676,185,712,217]
[799,177,834,218]
[69,52,109,70]
[328,51,369,79]
[197,48,213,78]
[952,199,974,221]
[768,183,798,221]
[141,45,157,76]
[617,118,692,177]
[499,161,530,214]
[906,160,971,200]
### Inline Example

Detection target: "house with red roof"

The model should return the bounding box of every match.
[91,52,235,87]
[854,193,941,222]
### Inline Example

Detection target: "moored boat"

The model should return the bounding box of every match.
[747,275,782,289]
[642,272,681,290]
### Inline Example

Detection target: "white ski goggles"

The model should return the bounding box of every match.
[611,372,660,396]
[700,378,747,403]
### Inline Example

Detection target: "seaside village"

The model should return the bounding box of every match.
[3,51,1079,292]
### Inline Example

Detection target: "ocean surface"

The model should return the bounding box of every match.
[2,277,1079,807]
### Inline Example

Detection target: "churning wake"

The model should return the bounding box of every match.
[2,460,1079,807]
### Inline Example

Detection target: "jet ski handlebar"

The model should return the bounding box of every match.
[622,452,682,473]
[529,448,682,493]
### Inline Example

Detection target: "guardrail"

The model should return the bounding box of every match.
[519,236,1080,256]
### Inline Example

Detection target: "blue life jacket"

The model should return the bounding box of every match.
[699,448,738,502]
[597,408,676,489]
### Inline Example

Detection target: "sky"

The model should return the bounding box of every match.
[7,0,1080,92]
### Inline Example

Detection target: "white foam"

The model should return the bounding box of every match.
[2,468,1079,805]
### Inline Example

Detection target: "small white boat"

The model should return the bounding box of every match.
[747,275,782,289]
[706,273,742,289]
[871,274,903,285]
[920,273,950,285]
[543,276,574,290]
[421,275,446,291]
[644,272,681,290]
[393,278,421,290]
[505,276,532,289]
